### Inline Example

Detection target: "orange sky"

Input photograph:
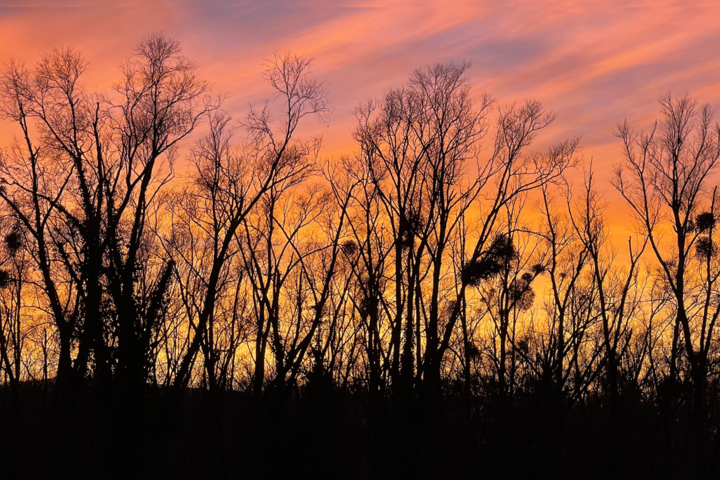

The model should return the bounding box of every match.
[2,1,720,242]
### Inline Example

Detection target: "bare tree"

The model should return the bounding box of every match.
[613,92,720,473]
[425,104,578,398]
[0,219,26,410]
[571,168,647,407]
[167,53,328,401]
[0,34,214,400]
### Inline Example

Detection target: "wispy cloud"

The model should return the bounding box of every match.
[1,1,719,231]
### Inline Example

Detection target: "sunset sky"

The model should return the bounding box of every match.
[2,1,720,237]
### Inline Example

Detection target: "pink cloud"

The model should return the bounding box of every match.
[1,1,719,242]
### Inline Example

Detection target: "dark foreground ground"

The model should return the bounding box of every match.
[0,383,717,480]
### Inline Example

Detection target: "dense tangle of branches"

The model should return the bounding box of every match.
[1,35,719,479]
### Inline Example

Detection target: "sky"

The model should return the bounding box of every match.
[1,1,720,240]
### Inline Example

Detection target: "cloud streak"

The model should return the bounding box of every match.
[1,1,719,233]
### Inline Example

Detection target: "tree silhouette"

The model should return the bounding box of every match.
[0,36,718,480]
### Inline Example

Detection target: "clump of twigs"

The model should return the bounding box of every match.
[462,233,517,286]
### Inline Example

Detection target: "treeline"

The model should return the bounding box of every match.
[0,34,719,479]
